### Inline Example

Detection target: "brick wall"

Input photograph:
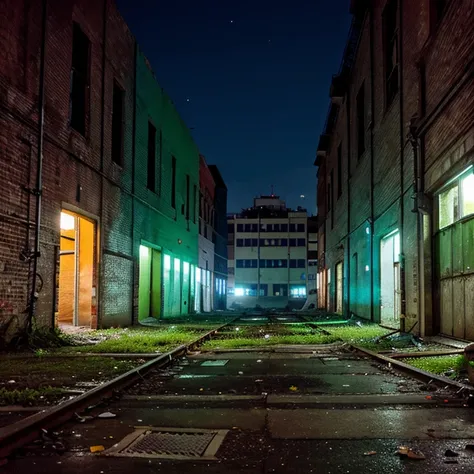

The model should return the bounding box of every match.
[315,0,474,334]
[0,0,201,340]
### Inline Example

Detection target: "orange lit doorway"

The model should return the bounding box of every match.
[57,210,96,327]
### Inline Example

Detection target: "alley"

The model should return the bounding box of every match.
[4,316,474,473]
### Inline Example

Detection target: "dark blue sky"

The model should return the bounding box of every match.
[116,0,352,214]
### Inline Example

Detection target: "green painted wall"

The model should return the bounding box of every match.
[134,48,199,319]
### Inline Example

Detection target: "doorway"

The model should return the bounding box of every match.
[335,262,343,314]
[57,210,96,327]
[138,245,162,321]
[380,230,401,327]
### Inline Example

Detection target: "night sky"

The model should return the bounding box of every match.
[116,0,352,214]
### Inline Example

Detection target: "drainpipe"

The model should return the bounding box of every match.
[346,85,351,318]
[369,5,375,323]
[398,0,406,333]
[409,118,425,336]
[27,0,47,333]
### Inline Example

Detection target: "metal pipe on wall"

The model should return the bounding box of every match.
[27,0,47,333]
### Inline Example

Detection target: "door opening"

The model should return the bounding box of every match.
[57,210,96,328]
[138,245,162,321]
[380,230,401,328]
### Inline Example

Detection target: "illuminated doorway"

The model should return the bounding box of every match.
[138,245,162,321]
[57,210,96,327]
[380,230,401,328]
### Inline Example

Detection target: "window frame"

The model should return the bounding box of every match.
[436,166,474,231]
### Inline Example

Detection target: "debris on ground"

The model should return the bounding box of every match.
[363,451,377,456]
[397,446,425,460]
[98,411,116,419]
[90,445,105,453]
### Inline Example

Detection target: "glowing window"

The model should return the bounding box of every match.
[196,267,201,283]
[164,254,171,270]
[235,288,244,296]
[174,258,180,274]
[462,173,474,217]
[290,285,306,298]
[139,245,149,257]
[183,261,190,275]
[438,185,458,229]
[60,212,75,230]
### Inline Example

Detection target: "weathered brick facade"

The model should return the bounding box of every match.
[316,0,474,337]
[0,0,202,342]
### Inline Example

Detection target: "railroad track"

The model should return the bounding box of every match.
[1,314,473,472]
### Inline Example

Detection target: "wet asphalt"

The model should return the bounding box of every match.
[3,317,474,473]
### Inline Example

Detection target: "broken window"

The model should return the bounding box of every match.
[70,23,90,135]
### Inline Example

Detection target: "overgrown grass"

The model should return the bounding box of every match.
[202,324,392,350]
[0,386,65,406]
[56,326,215,354]
[403,355,467,376]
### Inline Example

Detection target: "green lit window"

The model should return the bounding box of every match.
[438,185,458,229]
[438,167,474,229]
[461,173,474,217]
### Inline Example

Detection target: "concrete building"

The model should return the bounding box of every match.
[307,216,318,295]
[0,0,200,343]
[316,0,474,336]
[227,196,309,310]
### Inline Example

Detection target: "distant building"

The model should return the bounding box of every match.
[227,196,310,309]
[307,217,318,296]
[197,157,228,312]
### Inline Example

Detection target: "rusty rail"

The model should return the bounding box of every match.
[0,319,235,458]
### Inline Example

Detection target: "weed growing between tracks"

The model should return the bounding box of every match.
[201,324,392,350]
[403,355,468,377]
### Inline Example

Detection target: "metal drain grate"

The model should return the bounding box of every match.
[104,427,229,460]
